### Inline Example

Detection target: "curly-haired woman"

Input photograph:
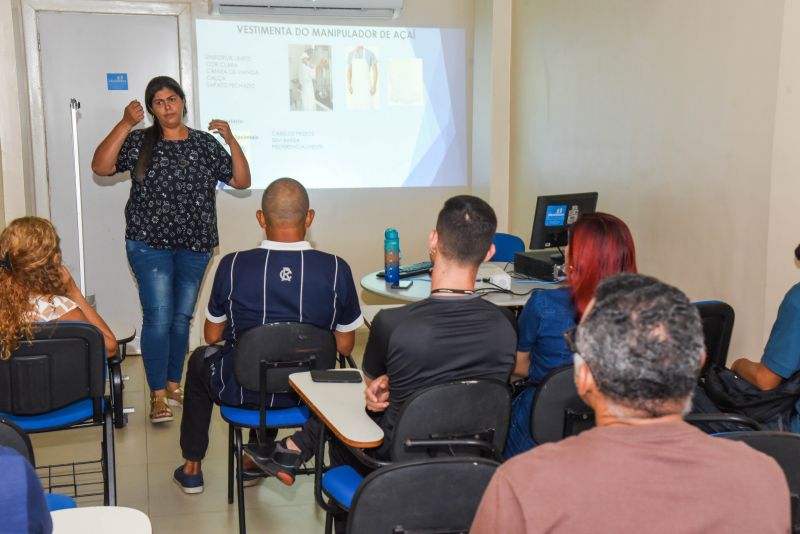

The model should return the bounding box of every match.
[0,217,117,360]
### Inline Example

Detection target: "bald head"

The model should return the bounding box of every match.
[261,178,310,229]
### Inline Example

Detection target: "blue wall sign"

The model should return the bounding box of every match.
[106,73,128,91]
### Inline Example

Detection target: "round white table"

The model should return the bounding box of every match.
[51,506,151,534]
[360,263,562,307]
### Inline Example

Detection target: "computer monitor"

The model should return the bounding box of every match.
[529,192,598,250]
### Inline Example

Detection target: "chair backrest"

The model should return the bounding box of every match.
[0,323,106,416]
[390,380,511,462]
[720,431,800,530]
[491,232,525,263]
[531,365,595,444]
[694,301,735,370]
[231,322,337,393]
[0,418,35,464]
[346,457,499,534]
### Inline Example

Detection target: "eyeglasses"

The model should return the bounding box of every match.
[563,326,579,354]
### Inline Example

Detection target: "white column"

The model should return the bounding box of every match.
[489,0,512,231]
[0,0,32,223]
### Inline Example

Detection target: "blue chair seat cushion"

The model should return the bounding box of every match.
[321,465,364,510]
[0,399,100,432]
[44,493,77,511]
[220,405,309,428]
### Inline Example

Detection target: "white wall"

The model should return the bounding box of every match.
[508,0,786,360]
[763,0,800,348]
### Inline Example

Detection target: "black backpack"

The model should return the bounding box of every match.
[700,363,800,423]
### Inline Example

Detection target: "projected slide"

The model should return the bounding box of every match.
[196,20,467,189]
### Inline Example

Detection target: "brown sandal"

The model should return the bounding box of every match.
[150,394,174,423]
[166,385,184,407]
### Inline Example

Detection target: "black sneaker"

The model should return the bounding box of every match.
[244,440,302,486]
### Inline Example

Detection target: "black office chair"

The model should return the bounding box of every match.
[530,365,594,445]
[719,431,800,532]
[315,379,511,533]
[530,365,758,443]
[0,417,34,461]
[218,322,338,534]
[346,457,500,534]
[0,323,117,505]
[695,301,735,370]
[0,417,77,511]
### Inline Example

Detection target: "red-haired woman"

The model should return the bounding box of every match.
[504,212,637,458]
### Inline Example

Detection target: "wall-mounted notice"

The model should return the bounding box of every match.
[106,73,128,91]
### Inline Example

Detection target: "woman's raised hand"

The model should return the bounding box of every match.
[122,100,145,128]
[208,119,236,145]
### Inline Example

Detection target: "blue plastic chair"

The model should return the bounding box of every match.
[0,418,77,511]
[0,323,116,506]
[219,322,338,534]
[491,232,525,262]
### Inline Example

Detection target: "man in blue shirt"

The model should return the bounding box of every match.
[731,244,800,431]
[174,178,363,493]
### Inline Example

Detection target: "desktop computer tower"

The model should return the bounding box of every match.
[513,250,563,281]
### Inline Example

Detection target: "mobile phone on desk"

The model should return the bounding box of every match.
[391,280,413,289]
[310,370,363,383]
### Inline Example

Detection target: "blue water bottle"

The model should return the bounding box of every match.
[384,228,400,285]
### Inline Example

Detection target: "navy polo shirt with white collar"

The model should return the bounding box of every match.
[206,239,363,406]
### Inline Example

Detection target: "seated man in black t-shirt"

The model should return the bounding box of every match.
[245,195,517,485]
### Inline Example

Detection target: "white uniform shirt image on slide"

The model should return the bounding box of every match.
[300,53,317,110]
[347,45,378,110]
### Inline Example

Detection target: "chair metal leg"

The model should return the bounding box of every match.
[108,358,126,429]
[227,425,234,504]
[235,427,247,534]
[324,512,334,534]
[102,399,117,505]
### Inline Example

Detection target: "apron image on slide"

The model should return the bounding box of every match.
[350,54,374,110]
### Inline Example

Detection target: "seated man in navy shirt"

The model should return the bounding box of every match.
[174,177,363,493]
[731,243,800,431]
[246,195,516,486]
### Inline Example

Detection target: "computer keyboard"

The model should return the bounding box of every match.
[376,261,433,279]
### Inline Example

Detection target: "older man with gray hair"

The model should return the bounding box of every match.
[472,273,790,534]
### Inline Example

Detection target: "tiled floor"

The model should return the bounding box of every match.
[30,330,369,534]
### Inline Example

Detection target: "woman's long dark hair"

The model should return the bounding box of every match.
[134,76,187,184]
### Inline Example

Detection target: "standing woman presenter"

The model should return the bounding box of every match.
[92,76,251,423]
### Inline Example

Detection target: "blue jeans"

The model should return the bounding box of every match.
[503,385,538,459]
[126,240,211,391]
